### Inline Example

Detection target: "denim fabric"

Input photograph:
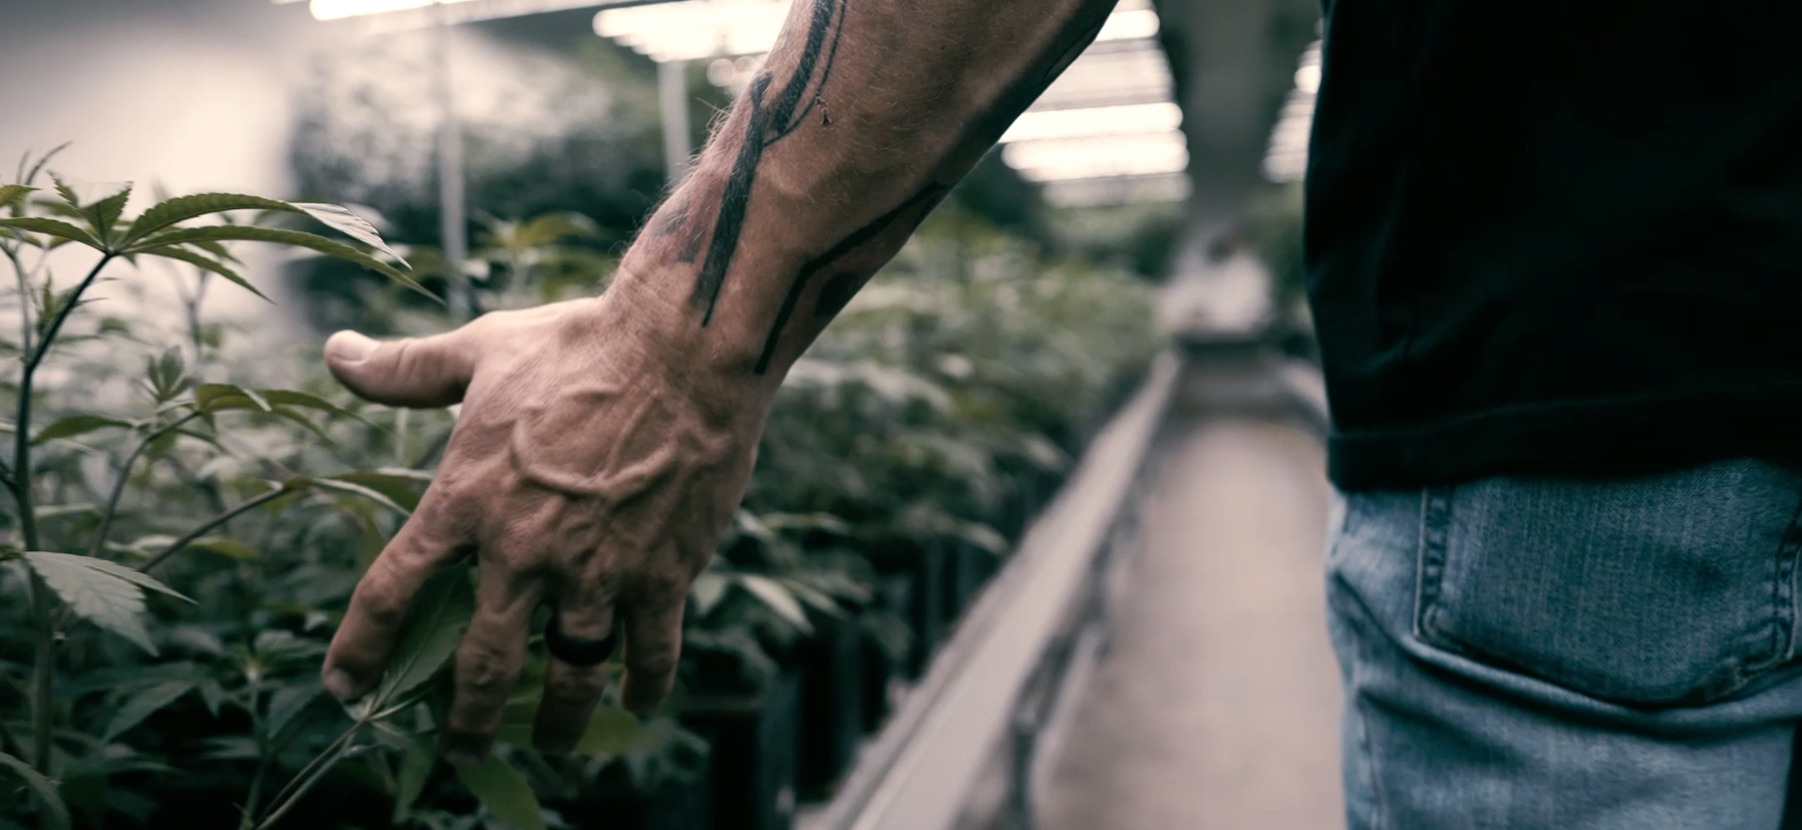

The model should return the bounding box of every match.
[1326,459,1802,829]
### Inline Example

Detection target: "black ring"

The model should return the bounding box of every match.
[544,614,617,667]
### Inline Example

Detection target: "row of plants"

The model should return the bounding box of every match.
[0,146,1159,830]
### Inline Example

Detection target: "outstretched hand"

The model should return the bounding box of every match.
[317,291,762,762]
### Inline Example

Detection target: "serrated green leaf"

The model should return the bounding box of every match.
[123,195,403,264]
[368,568,474,711]
[0,750,71,830]
[307,477,411,517]
[185,536,259,562]
[197,678,226,715]
[0,184,34,211]
[33,413,133,443]
[330,469,432,513]
[88,184,132,241]
[26,550,155,653]
[392,738,435,823]
[262,389,363,421]
[784,580,844,617]
[265,681,322,738]
[134,245,269,302]
[0,216,102,249]
[199,735,260,760]
[127,225,433,300]
[738,574,812,633]
[690,571,728,616]
[575,706,646,756]
[194,382,271,413]
[35,503,99,522]
[121,193,293,246]
[456,755,545,830]
[49,174,81,210]
[289,202,404,262]
[102,680,191,742]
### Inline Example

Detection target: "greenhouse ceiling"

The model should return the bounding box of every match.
[299,0,1188,206]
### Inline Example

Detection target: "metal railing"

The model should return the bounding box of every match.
[804,350,1182,830]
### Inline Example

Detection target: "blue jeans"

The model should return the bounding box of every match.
[1326,459,1802,829]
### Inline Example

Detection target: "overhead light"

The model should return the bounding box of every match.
[309,0,474,21]
[1003,130,1189,182]
[1001,102,1180,144]
[595,0,1159,63]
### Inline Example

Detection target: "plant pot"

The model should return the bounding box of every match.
[796,616,864,798]
[556,758,713,830]
[901,546,946,677]
[680,671,802,830]
[861,575,912,733]
[940,541,994,628]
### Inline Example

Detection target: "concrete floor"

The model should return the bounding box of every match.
[1036,415,1344,830]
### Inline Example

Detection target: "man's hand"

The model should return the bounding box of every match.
[318,291,761,761]
[317,0,1118,766]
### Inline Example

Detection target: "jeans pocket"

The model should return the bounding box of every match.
[1414,459,1802,706]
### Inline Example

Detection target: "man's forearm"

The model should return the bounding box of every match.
[610,0,1120,385]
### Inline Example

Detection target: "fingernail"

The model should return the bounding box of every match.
[446,749,485,770]
[325,331,378,363]
[323,669,359,701]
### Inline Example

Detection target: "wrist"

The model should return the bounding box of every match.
[573,269,782,427]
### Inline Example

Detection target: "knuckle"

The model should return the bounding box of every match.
[353,570,411,629]
[627,648,679,679]
[544,668,607,707]
[457,646,517,696]
[639,567,690,602]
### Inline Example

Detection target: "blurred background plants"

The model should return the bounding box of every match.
[1,75,1157,830]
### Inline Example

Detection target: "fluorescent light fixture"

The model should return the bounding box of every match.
[310,0,474,21]
[1262,39,1321,182]
[594,0,1159,62]
[1000,102,1181,144]
[1003,130,1189,181]
[1043,172,1189,207]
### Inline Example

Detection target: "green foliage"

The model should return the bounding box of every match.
[0,139,1156,830]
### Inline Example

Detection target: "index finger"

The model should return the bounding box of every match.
[322,491,468,701]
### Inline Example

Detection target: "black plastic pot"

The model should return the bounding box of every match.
[940,541,995,628]
[796,616,865,798]
[556,760,713,830]
[861,575,913,733]
[680,672,802,830]
[901,545,946,677]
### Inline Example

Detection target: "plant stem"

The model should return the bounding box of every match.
[89,411,204,557]
[258,722,360,829]
[27,253,113,375]
[136,485,291,573]
[254,746,351,830]
[18,253,120,773]
[26,573,51,771]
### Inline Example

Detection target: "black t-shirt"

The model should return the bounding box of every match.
[1306,0,1802,490]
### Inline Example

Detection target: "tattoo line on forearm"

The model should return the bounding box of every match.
[689,0,848,323]
[749,1,1118,374]
[751,184,950,373]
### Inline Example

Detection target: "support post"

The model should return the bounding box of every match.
[433,0,470,321]
[658,59,692,184]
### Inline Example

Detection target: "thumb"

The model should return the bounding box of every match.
[324,329,477,408]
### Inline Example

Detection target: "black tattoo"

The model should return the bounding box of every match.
[650,192,690,238]
[689,0,848,323]
[747,2,1116,373]
[814,272,861,319]
[752,184,949,374]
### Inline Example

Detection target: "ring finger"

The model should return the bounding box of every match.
[532,593,619,755]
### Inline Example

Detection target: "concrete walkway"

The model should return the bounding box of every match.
[1037,414,1344,830]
